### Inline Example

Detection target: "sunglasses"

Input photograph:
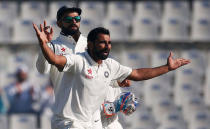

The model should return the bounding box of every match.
[63,16,81,23]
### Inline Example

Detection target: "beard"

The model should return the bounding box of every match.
[93,45,110,60]
[61,24,79,36]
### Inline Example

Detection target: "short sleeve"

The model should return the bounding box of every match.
[36,42,54,74]
[110,59,132,83]
[62,54,77,72]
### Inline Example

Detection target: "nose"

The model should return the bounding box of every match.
[105,42,109,48]
[105,42,111,50]
[72,19,77,23]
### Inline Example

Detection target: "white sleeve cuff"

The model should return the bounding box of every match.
[118,67,132,82]
[62,55,74,72]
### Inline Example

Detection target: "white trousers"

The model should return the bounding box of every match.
[51,110,103,129]
[51,115,92,129]
[92,110,123,129]
[50,110,122,129]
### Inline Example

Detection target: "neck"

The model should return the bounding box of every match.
[87,49,102,65]
[72,31,81,42]
[61,29,81,42]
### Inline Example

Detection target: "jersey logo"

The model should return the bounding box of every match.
[104,71,109,78]
[85,68,93,79]
[87,68,92,75]
[61,47,66,52]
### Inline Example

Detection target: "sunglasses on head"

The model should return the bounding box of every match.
[63,16,81,23]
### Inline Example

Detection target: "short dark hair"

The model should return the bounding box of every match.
[87,27,110,43]
[57,6,82,21]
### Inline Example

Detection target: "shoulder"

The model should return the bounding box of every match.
[80,34,87,40]
[105,57,119,65]
[66,52,85,61]
[79,34,87,43]
[74,52,85,58]
[51,38,62,46]
[76,53,86,61]
[103,58,120,71]
[51,38,75,54]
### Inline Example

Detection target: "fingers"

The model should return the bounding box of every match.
[181,60,191,65]
[50,26,54,35]
[40,23,44,32]
[32,23,40,35]
[125,80,131,87]
[43,20,52,33]
[44,20,46,28]
[177,58,191,66]
[169,52,173,58]
[120,79,131,87]
[177,58,191,63]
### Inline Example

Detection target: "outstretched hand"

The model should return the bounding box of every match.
[167,52,191,71]
[32,20,54,45]
[118,79,131,87]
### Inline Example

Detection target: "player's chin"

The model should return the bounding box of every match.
[100,54,109,60]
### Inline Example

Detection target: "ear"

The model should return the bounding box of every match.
[57,21,62,28]
[87,41,93,50]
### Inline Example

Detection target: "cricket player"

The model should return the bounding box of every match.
[36,6,131,129]
[33,25,190,129]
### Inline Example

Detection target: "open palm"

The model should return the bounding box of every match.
[33,21,53,45]
[167,52,191,71]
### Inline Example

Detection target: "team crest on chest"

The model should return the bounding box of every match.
[85,68,93,79]
[104,71,109,78]
[59,47,66,56]
[61,47,66,52]
[87,68,92,75]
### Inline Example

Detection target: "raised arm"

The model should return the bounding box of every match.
[33,23,66,71]
[127,52,190,81]
[36,21,54,74]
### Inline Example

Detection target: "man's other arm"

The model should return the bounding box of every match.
[127,52,190,81]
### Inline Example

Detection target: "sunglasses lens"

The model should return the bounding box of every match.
[63,17,72,23]
[74,16,81,22]
[63,16,81,23]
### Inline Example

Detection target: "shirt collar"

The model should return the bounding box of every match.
[58,32,86,46]
[77,34,86,43]
[58,32,76,44]
[84,51,104,66]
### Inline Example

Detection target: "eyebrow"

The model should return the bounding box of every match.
[98,41,111,44]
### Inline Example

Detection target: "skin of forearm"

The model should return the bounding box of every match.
[39,42,66,71]
[128,64,170,81]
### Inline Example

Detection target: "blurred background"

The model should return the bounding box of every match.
[0,0,210,129]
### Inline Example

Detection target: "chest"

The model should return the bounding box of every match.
[76,64,111,96]
[55,44,73,56]
[78,63,112,88]
[55,44,87,55]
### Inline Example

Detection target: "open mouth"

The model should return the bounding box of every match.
[103,51,109,55]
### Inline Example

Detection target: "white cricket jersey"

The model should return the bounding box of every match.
[53,51,132,123]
